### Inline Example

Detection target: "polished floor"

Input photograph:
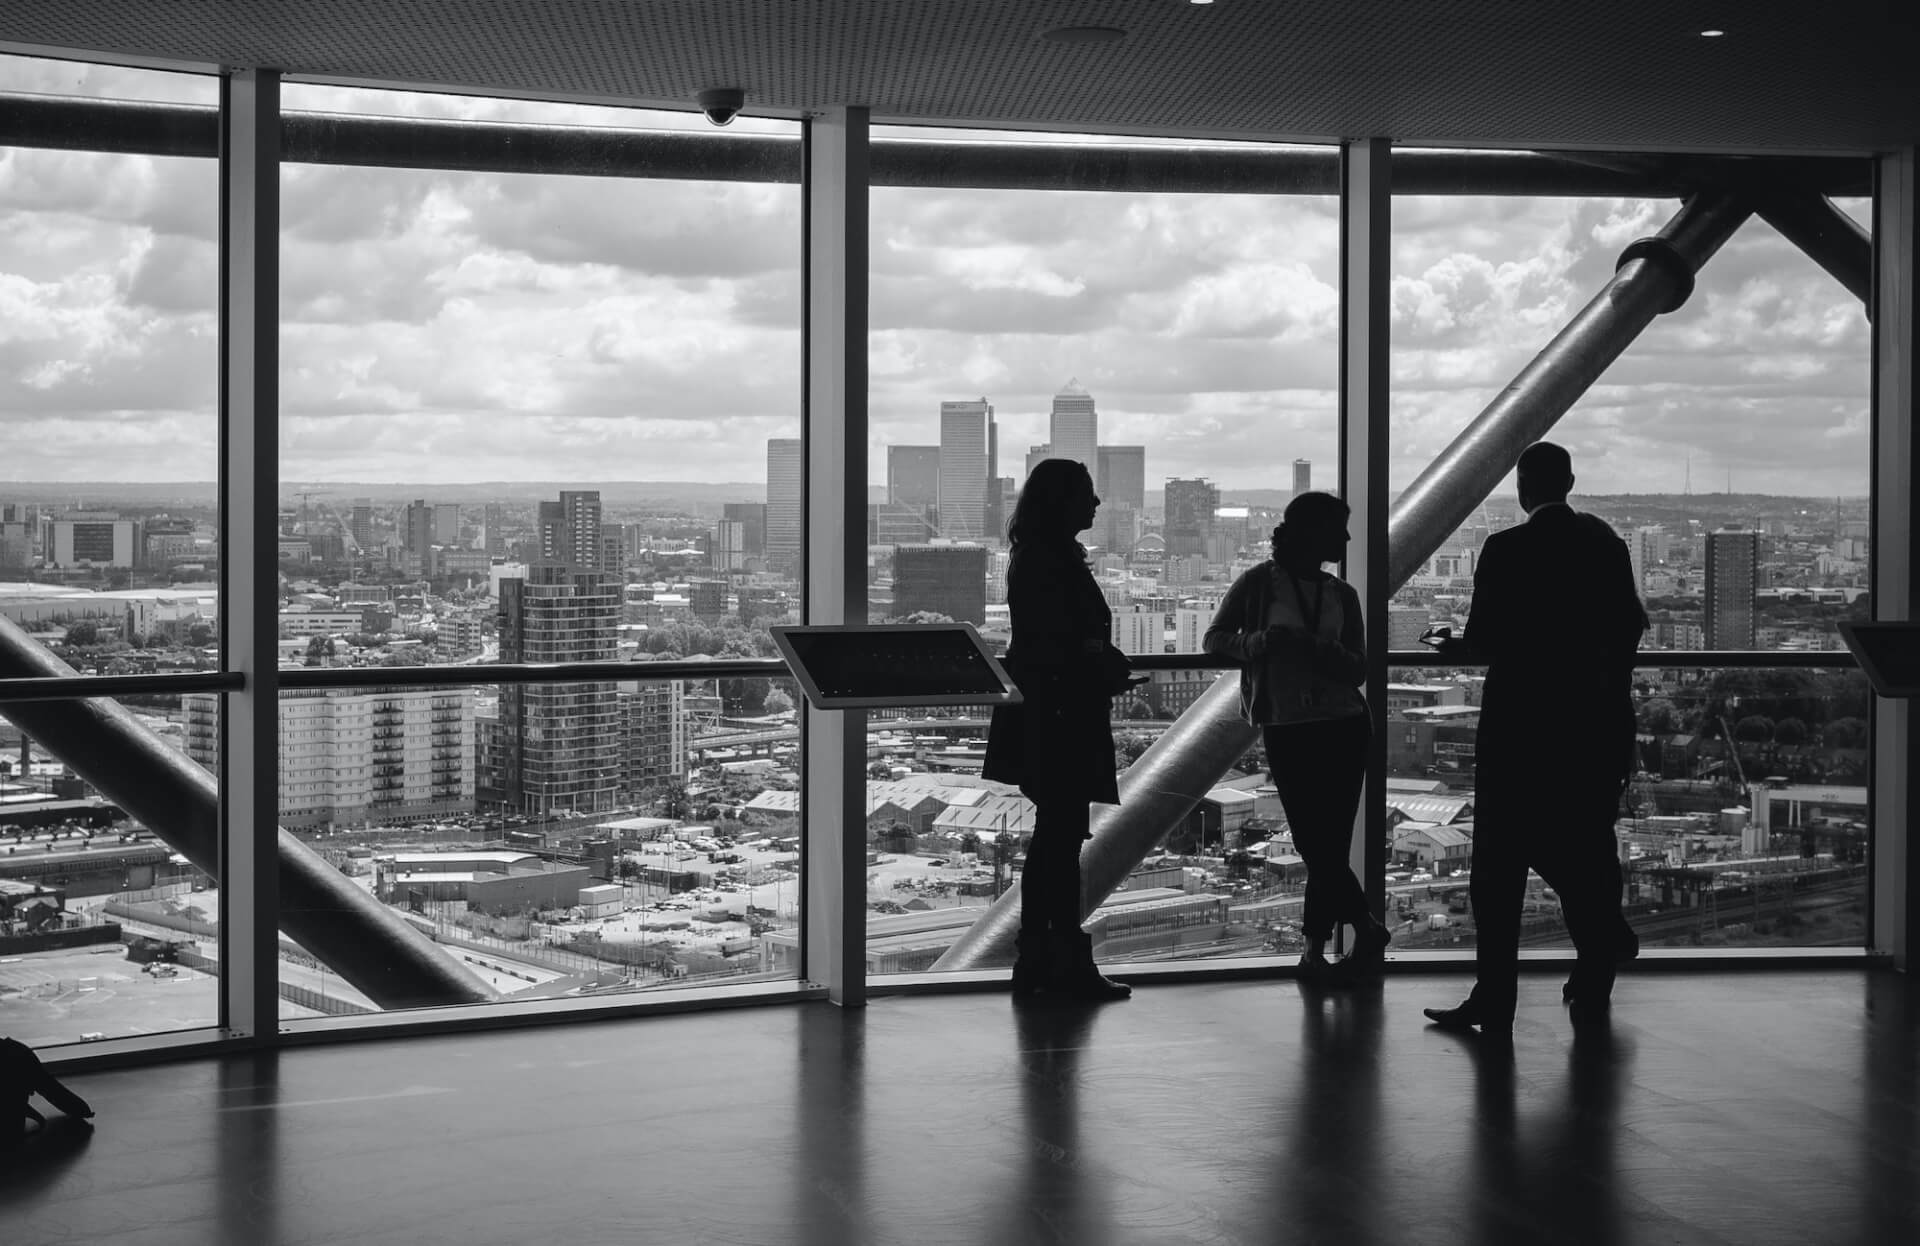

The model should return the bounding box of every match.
[3,970,1916,1246]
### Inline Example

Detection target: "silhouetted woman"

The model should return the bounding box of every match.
[982,458,1133,1001]
[1204,491,1388,981]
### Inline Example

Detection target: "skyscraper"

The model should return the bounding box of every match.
[938,399,993,541]
[765,438,803,572]
[892,544,989,623]
[1293,459,1312,496]
[1049,379,1098,471]
[402,500,434,563]
[1163,478,1221,558]
[1705,528,1760,649]
[887,445,941,508]
[350,498,375,550]
[1097,445,1146,512]
[537,490,607,571]
[497,562,622,814]
[433,502,462,546]
[1025,444,1052,480]
[723,502,767,557]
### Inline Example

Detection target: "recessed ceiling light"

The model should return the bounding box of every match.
[1191,0,1215,6]
[1040,26,1128,44]
[1700,29,1725,37]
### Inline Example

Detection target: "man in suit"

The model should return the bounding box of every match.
[1423,441,1649,1033]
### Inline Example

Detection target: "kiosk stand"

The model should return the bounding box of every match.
[770,624,1021,1004]
[1838,622,1920,698]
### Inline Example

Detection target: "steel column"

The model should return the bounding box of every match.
[1386,191,1754,588]
[1756,192,1873,309]
[0,619,492,1008]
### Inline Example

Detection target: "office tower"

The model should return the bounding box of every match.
[766,438,803,572]
[403,500,434,563]
[871,503,936,546]
[689,580,728,623]
[1211,506,1252,561]
[892,544,989,623]
[938,399,993,541]
[1705,528,1760,649]
[723,502,768,557]
[709,519,747,571]
[1097,445,1146,512]
[350,498,375,549]
[1173,608,1210,653]
[1293,459,1312,496]
[46,516,137,568]
[1049,379,1098,471]
[1111,608,1161,657]
[1164,478,1221,558]
[1025,444,1051,480]
[888,445,941,508]
[1388,605,1431,649]
[537,490,606,572]
[185,687,476,829]
[1629,525,1669,589]
[617,681,687,801]
[433,502,461,546]
[497,563,622,814]
[984,476,1016,544]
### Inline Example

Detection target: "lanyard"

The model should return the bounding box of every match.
[1284,567,1324,636]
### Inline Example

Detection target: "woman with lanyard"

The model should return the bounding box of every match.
[1204,491,1390,982]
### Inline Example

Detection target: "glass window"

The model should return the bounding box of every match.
[865,128,1339,974]
[277,83,801,667]
[0,691,221,1048]
[0,54,221,678]
[1386,151,1873,951]
[269,672,801,1019]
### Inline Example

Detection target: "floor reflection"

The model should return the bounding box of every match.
[1463,1021,1633,1246]
[1283,980,1390,1245]
[997,1000,1113,1245]
[795,1004,870,1246]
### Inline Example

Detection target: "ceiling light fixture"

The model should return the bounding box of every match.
[1700,29,1725,37]
[1041,26,1129,43]
[1190,0,1215,6]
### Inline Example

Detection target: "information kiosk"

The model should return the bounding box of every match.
[769,623,1021,711]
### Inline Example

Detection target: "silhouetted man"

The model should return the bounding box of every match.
[1424,441,1648,1033]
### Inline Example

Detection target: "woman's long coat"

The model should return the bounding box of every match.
[982,539,1128,807]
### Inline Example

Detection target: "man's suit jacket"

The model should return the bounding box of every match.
[1463,503,1649,791]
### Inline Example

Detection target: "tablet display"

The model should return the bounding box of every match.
[771,624,1021,710]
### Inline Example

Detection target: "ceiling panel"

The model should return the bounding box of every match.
[0,0,1911,152]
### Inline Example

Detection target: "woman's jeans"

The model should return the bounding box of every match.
[1264,716,1372,941]
[1020,798,1091,937]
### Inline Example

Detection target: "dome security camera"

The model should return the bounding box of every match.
[696,87,745,127]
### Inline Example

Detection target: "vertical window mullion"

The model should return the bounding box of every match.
[219,68,282,1042]
[1871,148,1918,969]
[801,107,870,1004]
[1340,138,1392,927]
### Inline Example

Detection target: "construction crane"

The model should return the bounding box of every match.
[1714,714,1752,807]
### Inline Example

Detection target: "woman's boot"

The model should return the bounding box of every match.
[1048,930,1131,1002]
[1329,919,1391,982]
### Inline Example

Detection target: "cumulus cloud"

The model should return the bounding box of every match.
[0,62,1871,495]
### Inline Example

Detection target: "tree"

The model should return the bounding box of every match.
[306,636,337,660]
[1639,698,1678,735]
[64,621,99,646]
[1773,717,1810,747]
[656,780,693,821]
[763,687,795,716]
[1733,715,1775,743]
[1825,716,1869,749]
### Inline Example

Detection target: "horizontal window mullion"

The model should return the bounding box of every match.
[0,671,245,703]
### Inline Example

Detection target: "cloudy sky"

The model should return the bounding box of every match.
[0,54,1871,498]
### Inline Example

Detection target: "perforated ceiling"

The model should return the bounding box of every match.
[0,0,1912,152]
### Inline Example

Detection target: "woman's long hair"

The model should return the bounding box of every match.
[1007,458,1094,549]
